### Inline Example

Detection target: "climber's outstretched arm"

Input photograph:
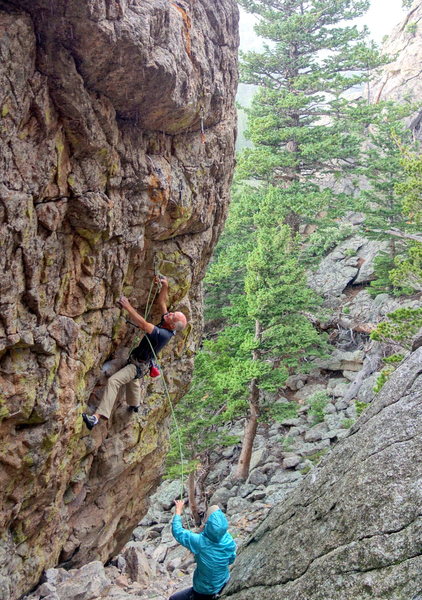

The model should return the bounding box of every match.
[155,276,169,315]
[119,296,154,334]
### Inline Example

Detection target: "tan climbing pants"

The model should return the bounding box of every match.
[97,363,141,419]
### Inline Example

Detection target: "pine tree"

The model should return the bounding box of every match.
[388,148,422,292]
[237,0,386,231]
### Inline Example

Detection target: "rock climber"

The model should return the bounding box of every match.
[82,276,187,430]
[169,500,237,600]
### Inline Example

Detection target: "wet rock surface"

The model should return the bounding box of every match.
[0,1,238,598]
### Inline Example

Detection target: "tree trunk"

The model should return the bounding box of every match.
[234,320,262,481]
[187,470,201,526]
[196,453,211,518]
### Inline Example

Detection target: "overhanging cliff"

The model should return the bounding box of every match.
[0,1,239,598]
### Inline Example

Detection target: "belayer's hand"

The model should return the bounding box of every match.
[174,499,185,515]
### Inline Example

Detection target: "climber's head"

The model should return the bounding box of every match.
[163,311,187,331]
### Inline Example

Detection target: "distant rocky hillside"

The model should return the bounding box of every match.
[0,1,238,598]
[371,0,422,138]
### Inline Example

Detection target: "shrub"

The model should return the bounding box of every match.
[308,391,330,424]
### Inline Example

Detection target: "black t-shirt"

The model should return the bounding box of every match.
[130,318,175,362]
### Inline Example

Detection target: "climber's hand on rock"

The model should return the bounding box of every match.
[155,275,168,287]
[119,296,131,311]
[174,499,185,515]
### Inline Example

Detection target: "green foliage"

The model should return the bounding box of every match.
[266,400,298,423]
[370,308,422,392]
[365,145,422,296]
[301,223,355,266]
[237,0,386,223]
[389,244,422,292]
[406,22,418,36]
[368,252,414,297]
[280,436,295,452]
[373,367,395,394]
[383,352,405,364]
[341,418,354,429]
[370,307,422,348]
[308,391,330,425]
[166,348,244,477]
[355,401,368,416]
[396,151,422,227]
[387,150,422,293]
[354,103,418,235]
[306,448,329,464]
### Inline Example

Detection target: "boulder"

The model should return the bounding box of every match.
[121,543,154,584]
[315,349,364,371]
[208,486,237,508]
[293,384,326,402]
[247,469,268,486]
[304,423,328,443]
[226,497,251,517]
[225,347,422,600]
[282,456,301,469]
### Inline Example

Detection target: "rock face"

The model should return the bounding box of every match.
[371,0,422,138]
[224,347,422,600]
[0,1,238,598]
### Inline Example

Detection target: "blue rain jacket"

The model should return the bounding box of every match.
[172,510,237,595]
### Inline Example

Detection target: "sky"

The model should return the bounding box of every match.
[239,0,406,51]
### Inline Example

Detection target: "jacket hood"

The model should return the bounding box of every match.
[203,509,229,542]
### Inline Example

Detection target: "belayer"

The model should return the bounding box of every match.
[83,276,187,430]
[169,500,237,600]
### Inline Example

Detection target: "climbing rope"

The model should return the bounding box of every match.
[142,319,193,529]
[124,268,191,526]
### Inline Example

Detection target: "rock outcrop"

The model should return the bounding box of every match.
[224,346,422,600]
[0,1,238,598]
[371,0,422,138]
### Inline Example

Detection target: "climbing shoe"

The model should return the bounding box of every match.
[82,413,99,430]
[128,406,139,413]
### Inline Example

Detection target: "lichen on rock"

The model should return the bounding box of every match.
[0,1,239,598]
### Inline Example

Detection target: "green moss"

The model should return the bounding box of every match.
[22,453,34,468]
[301,464,312,475]
[42,433,59,451]
[11,523,27,545]
[55,138,65,155]
[355,401,368,416]
[2,104,10,118]
[76,229,103,246]
[112,317,126,341]
[0,405,10,423]
[306,448,329,464]
[0,394,9,418]
[108,162,120,177]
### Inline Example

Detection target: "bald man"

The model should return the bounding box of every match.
[83,276,187,430]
